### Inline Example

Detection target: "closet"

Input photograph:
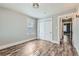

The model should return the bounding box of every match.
[37,18,52,42]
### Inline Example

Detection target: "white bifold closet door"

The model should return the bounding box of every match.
[37,18,52,42]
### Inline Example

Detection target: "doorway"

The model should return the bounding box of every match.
[62,18,73,46]
[58,15,73,46]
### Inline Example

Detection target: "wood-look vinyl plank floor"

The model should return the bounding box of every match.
[0,39,78,56]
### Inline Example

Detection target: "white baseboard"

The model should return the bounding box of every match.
[73,44,79,55]
[0,38,36,50]
[0,37,59,50]
[75,48,79,55]
[51,40,59,44]
[77,50,79,55]
[37,38,59,44]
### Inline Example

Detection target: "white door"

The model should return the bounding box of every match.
[37,21,45,39]
[37,19,52,42]
[44,20,52,41]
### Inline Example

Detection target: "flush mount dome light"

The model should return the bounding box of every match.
[33,3,39,8]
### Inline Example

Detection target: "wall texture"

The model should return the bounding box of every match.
[0,7,36,46]
[73,17,79,54]
[37,9,76,43]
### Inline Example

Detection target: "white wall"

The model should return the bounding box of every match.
[51,9,76,43]
[37,9,76,44]
[52,16,59,43]
[73,17,79,54]
[0,7,36,46]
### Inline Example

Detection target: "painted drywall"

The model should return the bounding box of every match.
[37,8,77,43]
[52,9,79,52]
[73,17,79,54]
[0,7,36,46]
[0,3,78,19]
[51,9,77,43]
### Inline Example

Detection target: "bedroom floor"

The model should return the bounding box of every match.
[0,39,78,56]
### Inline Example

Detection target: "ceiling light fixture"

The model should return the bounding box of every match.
[33,3,39,8]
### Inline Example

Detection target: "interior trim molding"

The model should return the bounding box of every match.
[37,38,59,44]
[0,38,36,50]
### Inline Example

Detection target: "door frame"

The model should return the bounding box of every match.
[58,13,75,44]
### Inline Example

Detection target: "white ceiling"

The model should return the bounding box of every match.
[0,3,79,19]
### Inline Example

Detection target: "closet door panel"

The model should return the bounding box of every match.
[37,18,52,42]
[44,20,52,42]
